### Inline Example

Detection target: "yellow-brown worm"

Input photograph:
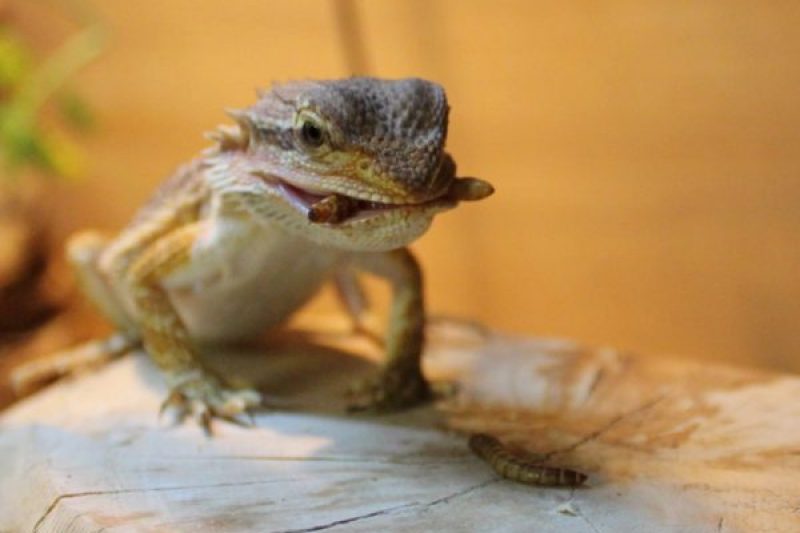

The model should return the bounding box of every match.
[469,433,588,487]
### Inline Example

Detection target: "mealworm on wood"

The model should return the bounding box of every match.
[469,433,588,487]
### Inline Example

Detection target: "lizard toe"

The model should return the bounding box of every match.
[161,375,262,433]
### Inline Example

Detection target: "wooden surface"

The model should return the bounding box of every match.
[1,317,799,532]
[14,0,800,371]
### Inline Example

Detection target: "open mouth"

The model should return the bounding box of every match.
[251,168,493,226]
[266,178,454,225]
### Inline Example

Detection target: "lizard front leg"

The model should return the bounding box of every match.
[347,248,430,411]
[122,223,261,431]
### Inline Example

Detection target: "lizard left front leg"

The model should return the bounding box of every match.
[122,223,261,431]
[348,248,430,411]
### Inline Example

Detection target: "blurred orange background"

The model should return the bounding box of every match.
[16,1,800,371]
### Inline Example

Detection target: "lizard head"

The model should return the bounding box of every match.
[205,77,493,251]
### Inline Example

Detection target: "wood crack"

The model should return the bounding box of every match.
[575,506,602,533]
[418,478,499,509]
[561,486,601,532]
[272,502,417,533]
[545,393,668,460]
[583,367,605,405]
[272,478,498,533]
[32,478,298,532]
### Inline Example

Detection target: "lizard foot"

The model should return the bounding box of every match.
[160,373,262,435]
[347,368,431,413]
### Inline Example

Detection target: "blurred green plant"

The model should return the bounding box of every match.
[0,13,103,181]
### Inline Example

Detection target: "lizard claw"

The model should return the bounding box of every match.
[159,374,262,434]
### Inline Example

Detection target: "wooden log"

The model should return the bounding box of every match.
[1,316,799,532]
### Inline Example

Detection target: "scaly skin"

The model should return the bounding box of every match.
[65,77,494,432]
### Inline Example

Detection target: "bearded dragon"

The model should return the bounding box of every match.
[60,77,494,430]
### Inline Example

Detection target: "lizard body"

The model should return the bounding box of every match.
[67,77,493,428]
[51,77,591,487]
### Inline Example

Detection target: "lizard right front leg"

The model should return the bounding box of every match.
[119,223,261,432]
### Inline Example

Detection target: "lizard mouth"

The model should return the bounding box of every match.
[250,165,493,225]
[274,179,456,225]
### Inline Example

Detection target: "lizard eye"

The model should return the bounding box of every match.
[299,120,325,148]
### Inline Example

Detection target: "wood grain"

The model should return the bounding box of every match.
[1,317,799,532]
